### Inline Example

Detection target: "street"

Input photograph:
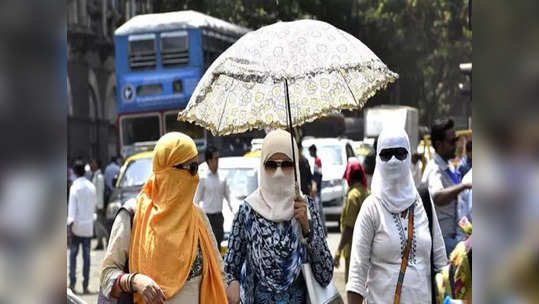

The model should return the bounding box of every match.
[67,222,348,304]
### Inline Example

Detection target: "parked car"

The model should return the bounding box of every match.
[105,151,153,235]
[301,138,357,223]
[198,156,260,253]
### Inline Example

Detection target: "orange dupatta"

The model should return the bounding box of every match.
[128,132,227,303]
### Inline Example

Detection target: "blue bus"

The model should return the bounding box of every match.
[114,10,250,157]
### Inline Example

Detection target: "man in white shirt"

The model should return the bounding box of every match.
[90,159,107,250]
[67,161,96,294]
[194,147,232,251]
[421,119,472,255]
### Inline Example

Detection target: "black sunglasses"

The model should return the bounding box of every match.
[379,148,408,162]
[173,161,199,176]
[264,160,295,170]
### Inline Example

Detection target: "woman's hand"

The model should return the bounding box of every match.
[294,196,310,233]
[226,280,240,304]
[334,252,341,269]
[132,274,166,304]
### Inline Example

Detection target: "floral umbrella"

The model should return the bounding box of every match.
[178,19,398,182]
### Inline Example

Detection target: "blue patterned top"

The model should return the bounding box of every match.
[224,199,333,304]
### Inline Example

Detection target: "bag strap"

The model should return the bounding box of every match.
[393,203,415,304]
[418,185,437,304]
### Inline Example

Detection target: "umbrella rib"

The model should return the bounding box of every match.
[216,88,230,135]
[338,70,359,106]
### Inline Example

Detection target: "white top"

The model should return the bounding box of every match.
[92,169,105,210]
[67,177,96,237]
[194,171,232,214]
[346,195,447,304]
[421,152,458,237]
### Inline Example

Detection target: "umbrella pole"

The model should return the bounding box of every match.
[284,79,300,195]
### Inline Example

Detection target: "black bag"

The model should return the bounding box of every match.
[418,184,437,304]
[97,204,135,304]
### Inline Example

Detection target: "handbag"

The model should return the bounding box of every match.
[393,203,415,304]
[297,210,343,304]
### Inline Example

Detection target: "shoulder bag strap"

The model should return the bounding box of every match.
[393,203,415,304]
[418,185,437,304]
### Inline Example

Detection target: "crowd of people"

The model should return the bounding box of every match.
[67,117,472,303]
[67,156,122,293]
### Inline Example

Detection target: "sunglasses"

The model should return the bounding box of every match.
[264,160,295,170]
[173,161,199,176]
[379,148,408,162]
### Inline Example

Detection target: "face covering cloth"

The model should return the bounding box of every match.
[245,129,301,222]
[371,126,417,213]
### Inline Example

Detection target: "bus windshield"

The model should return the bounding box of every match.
[121,115,161,146]
[128,34,156,70]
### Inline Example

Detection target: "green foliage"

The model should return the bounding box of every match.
[152,0,471,125]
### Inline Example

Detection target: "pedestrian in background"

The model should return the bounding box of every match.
[308,144,326,235]
[104,156,121,202]
[308,144,323,200]
[224,129,333,304]
[298,141,315,198]
[68,160,97,294]
[411,152,423,187]
[421,119,472,255]
[194,146,233,252]
[347,126,447,303]
[90,159,107,250]
[335,161,369,282]
[100,132,226,303]
[457,140,472,177]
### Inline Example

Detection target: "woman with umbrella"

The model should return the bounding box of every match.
[223,129,333,304]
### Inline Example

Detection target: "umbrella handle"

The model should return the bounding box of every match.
[284,78,299,188]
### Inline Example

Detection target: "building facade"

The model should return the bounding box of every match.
[67,0,153,163]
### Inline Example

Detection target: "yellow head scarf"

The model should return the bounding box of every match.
[129,132,227,303]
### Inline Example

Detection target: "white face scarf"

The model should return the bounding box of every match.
[371,126,417,213]
[245,129,301,222]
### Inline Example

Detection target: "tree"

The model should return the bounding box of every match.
[152,0,471,126]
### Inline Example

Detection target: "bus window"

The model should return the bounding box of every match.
[128,34,156,70]
[165,113,204,140]
[202,31,234,70]
[121,115,161,146]
[161,31,189,67]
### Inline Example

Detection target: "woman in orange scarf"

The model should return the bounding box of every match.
[99,132,227,304]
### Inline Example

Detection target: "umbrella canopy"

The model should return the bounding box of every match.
[178,19,398,136]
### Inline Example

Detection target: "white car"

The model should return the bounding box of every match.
[301,138,358,222]
[198,156,260,250]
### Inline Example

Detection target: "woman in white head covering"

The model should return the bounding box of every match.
[223,129,333,304]
[346,125,448,304]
